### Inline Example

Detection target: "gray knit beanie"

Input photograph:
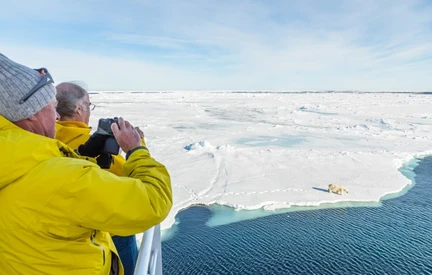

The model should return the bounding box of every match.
[0,53,56,122]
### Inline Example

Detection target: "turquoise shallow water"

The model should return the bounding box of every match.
[162,156,432,275]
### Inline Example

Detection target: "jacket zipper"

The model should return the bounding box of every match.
[90,230,106,265]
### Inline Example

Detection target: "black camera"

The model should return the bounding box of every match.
[97,117,118,136]
[96,117,120,155]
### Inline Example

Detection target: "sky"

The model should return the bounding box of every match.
[1,0,432,91]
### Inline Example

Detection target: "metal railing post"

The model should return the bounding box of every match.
[134,225,163,275]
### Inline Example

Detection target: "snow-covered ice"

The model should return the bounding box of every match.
[88,91,432,234]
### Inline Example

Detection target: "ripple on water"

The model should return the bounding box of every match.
[162,156,432,274]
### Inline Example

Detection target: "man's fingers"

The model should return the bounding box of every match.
[109,117,142,153]
[111,117,124,135]
[112,117,137,136]
[134,127,144,138]
[117,117,125,130]
[111,121,120,136]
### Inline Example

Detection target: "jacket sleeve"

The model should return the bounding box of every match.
[104,139,144,176]
[56,148,172,236]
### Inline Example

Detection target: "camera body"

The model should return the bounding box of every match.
[96,117,120,155]
[97,117,118,136]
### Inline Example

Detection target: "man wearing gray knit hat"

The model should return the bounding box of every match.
[0,53,58,137]
[0,54,172,275]
[0,54,57,120]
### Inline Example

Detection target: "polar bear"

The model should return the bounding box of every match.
[328,184,348,195]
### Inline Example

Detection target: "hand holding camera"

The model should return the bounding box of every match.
[77,117,142,168]
[111,117,142,154]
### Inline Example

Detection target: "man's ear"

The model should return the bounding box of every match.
[76,103,83,114]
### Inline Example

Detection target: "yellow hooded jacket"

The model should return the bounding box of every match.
[0,116,172,274]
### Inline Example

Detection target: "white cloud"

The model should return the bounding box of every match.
[1,0,431,90]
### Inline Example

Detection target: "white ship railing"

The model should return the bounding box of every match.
[134,225,163,275]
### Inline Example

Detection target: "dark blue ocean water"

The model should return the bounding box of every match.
[162,157,432,275]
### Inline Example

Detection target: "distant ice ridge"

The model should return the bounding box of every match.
[88,90,432,232]
[184,141,235,152]
[184,141,214,152]
[89,90,432,95]
[298,104,325,111]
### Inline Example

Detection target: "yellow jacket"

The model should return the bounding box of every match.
[0,116,172,274]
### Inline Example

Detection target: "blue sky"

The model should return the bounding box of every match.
[1,0,431,91]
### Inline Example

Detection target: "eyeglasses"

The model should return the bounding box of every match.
[19,68,54,104]
[89,103,96,111]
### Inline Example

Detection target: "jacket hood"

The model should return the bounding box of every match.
[55,121,91,147]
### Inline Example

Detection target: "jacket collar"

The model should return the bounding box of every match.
[55,120,91,145]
